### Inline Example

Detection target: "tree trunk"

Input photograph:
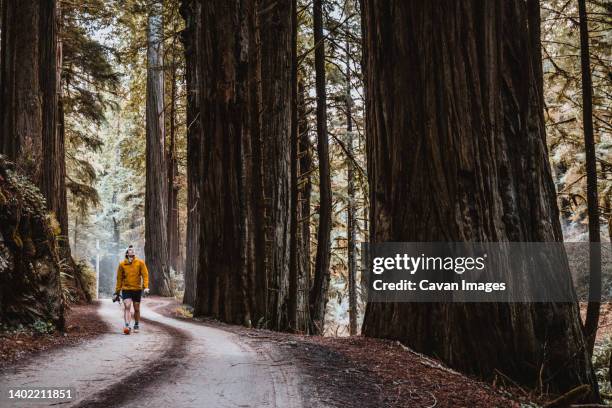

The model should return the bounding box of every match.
[0,0,64,328]
[194,0,252,324]
[345,35,357,336]
[167,51,180,275]
[0,1,44,181]
[309,0,332,335]
[361,0,597,397]
[578,0,601,359]
[145,0,173,296]
[298,80,312,332]
[288,0,299,332]
[40,0,61,221]
[259,0,294,330]
[180,0,200,307]
[192,0,294,330]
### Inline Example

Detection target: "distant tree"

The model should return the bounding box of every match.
[309,0,333,335]
[164,0,183,275]
[345,32,357,336]
[297,79,313,331]
[578,0,602,359]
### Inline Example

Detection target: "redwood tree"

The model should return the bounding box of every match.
[145,0,173,296]
[259,0,294,330]
[298,80,313,331]
[0,0,64,327]
[180,0,201,306]
[309,0,332,335]
[361,0,597,396]
[0,1,55,188]
[192,0,295,329]
[578,0,602,358]
[345,34,357,336]
[0,0,70,248]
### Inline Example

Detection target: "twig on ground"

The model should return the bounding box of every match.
[543,384,591,408]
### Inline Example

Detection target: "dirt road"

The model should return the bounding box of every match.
[0,299,309,407]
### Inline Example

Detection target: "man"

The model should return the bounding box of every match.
[114,245,150,334]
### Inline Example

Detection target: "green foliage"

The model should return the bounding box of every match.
[31,320,56,335]
[75,260,97,300]
[0,320,55,335]
[542,0,611,240]
[62,0,121,224]
[593,335,612,395]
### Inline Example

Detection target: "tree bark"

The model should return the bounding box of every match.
[361,0,597,396]
[342,33,358,336]
[259,0,294,330]
[180,0,200,307]
[167,50,180,275]
[192,0,294,330]
[0,0,64,328]
[309,0,332,335]
[0,1,44,181]
[345,36,357,336]
[40,0,61,222]
[288,0,299,332]
[578,0,601,359]
[145,0,173,296]
[298,80,312,332]
[195,0,252,324]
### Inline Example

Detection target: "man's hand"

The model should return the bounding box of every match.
[143,288,150,296]
[112,292,121,303]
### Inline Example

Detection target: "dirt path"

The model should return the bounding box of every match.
[0,299,308,407]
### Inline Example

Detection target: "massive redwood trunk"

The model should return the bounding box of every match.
[145,0,173,296]
[1,1,45,182]
[259,0,294,330]
[0,0,65,326]
[180,0,201,307]
[195,0,252,324]
[191,0,295,329]
[361,0,597,396]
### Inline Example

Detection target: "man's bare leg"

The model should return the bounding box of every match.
[133,302,140,332]
[123,298,133,332]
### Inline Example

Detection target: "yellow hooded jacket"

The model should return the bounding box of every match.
[115,257,149,292]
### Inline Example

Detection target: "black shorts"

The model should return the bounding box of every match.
[121,290,142,303]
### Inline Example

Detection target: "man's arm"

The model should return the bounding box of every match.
[115,264,123,293]
[141,261,149,289]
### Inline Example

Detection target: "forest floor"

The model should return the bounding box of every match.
[156,297,521,407]
[0,301,109,370]
[8,298,605,407]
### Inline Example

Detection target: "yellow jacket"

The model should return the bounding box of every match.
[115,257,149,292]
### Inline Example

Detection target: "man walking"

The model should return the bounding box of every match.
[114,245,149,334]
